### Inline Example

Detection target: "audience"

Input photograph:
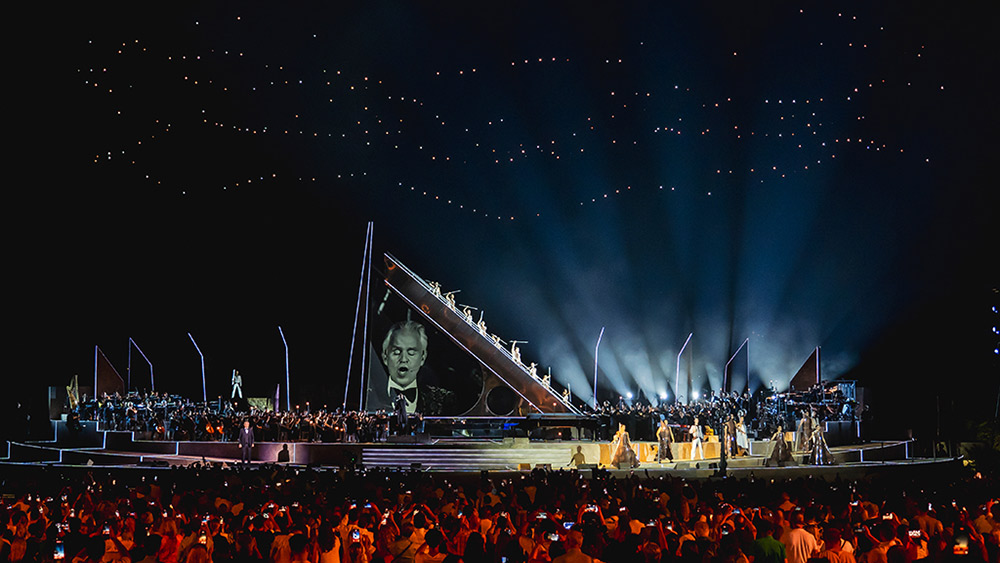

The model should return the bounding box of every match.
[1,462,996,563]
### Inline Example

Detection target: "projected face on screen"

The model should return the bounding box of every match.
[366,292,483,416]
[381,321,427,389]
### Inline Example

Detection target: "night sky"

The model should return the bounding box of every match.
[11,2,998,429]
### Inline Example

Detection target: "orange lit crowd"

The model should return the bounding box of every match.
[1,463,997,563]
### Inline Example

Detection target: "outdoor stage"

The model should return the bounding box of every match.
[0,419,955,482]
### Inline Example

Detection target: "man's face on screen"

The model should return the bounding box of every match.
[383,329,426,387]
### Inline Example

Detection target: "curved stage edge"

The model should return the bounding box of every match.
[0,421,960,482]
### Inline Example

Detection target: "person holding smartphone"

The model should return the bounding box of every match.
[529,520,560,562]
[911,504,942,540]
[178,519,214,563]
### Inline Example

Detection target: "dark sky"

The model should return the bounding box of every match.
[11,2,998,422]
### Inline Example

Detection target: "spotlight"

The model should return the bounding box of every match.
[626,392,633,399]
[692,391,700,400]
[659,392,668,401]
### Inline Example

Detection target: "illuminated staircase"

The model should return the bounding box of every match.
[384,254,580,416]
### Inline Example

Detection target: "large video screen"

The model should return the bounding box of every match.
[365,290,484,416]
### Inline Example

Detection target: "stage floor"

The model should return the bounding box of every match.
[2,427,954,482]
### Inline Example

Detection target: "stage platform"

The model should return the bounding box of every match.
[0,420,953,482]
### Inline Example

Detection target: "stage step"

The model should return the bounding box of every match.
[361,445,571,470]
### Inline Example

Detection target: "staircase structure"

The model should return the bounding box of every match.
[383,254,579,416]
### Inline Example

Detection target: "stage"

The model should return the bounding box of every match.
[0,419,955,482]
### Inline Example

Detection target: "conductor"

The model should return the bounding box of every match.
[238,420,254,464]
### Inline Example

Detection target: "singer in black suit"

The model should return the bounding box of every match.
[368,320,456,416]
[238,420,254,463]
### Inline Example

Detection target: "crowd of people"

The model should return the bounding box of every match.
[0,462,996,563]
[74,387,858,451]
[72,394,399,444]
[592,389,861,444]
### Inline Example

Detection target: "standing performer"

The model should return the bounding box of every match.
[690,417,705,460]
[725,414,738,457]
[656,418,674,462]
[393,391,409,434]
[231,370,243,399]
[766,424,793,467]
[237,420,254,464]
[609,423,640,469]
[735,414,750,456]
[794,410,814,452]
[808,422,835,465]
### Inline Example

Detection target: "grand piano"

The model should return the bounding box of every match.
[382,253,581,418]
